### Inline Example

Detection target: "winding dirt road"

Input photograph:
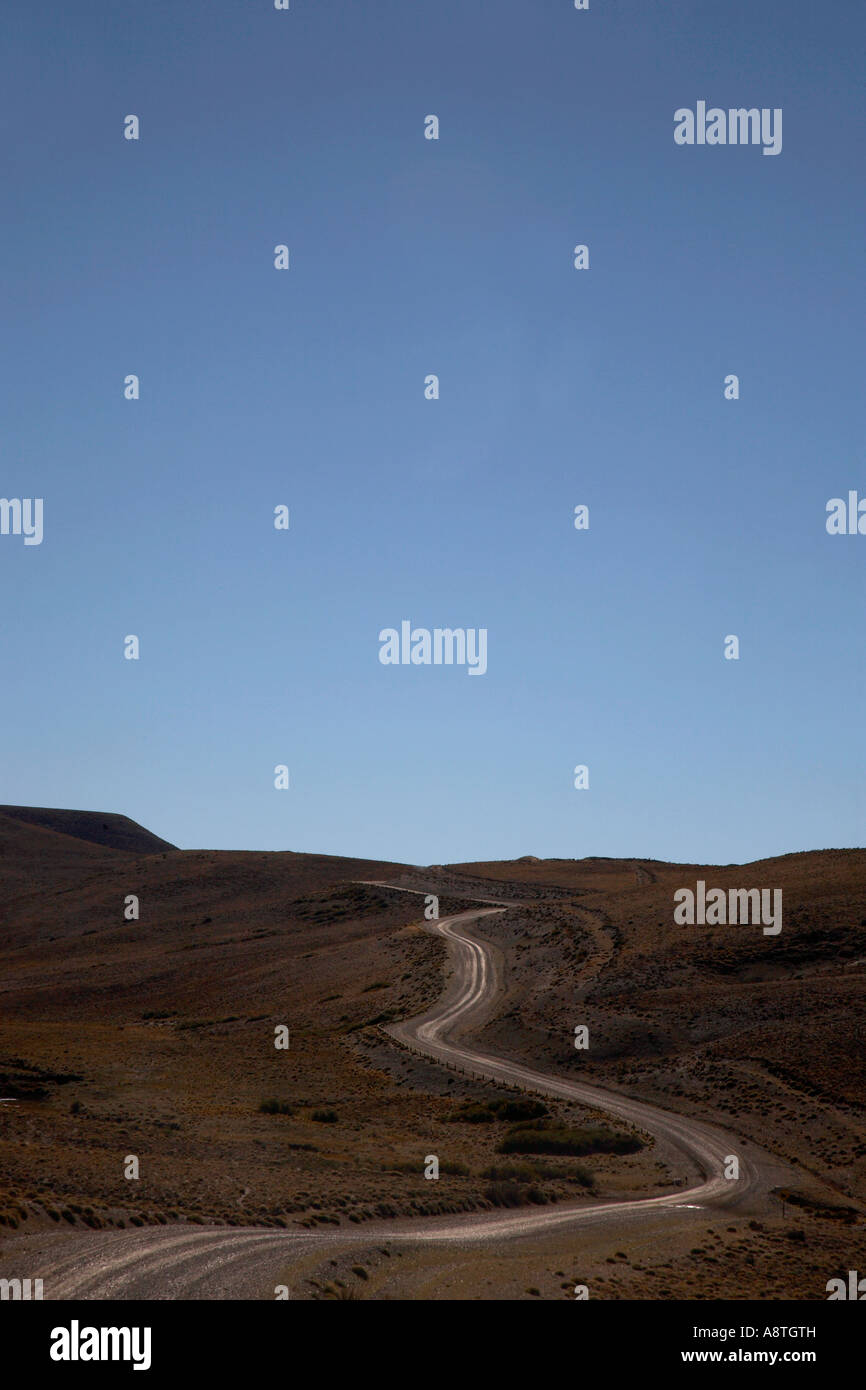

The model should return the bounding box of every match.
[379,891,783,1227]
[2,893,791,1299]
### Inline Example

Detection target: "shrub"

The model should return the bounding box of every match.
[496,1123,642,1158]
[481,1163,537,1183]
[447,1097,549,1124]
[447,1104,496,1124]
[484,1181,550,1209]
[484,1180,524,1208]
[312,1109,338,1124]
[259,1098,295,1116]
[480,1160,594,1189]
[489,1098,548,1122]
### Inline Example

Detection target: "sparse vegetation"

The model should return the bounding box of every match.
[447,1096,549,1125]
[481,1161,594,1188]
[2,806,861,1300]
[497,1122,643,1158]
[447,1103,496,1124]
[492,1098,548,1122]
[484,1180,549,1208]
[259,1098,295,1115]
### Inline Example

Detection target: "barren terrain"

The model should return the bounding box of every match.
[0,808,863,1298]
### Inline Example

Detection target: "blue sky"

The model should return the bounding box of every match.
[1,0,864,864]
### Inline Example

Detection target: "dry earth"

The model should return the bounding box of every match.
[1,809,863,1298]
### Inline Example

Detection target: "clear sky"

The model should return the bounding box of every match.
[2,0,864,865]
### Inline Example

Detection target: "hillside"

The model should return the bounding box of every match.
[0,806,177,856]
[436,848,866,1205]
[0,812,863,1300]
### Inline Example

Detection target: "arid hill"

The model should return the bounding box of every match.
[0,812,863,1299]
[432,850,866,1205]
[0,806,176,858]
